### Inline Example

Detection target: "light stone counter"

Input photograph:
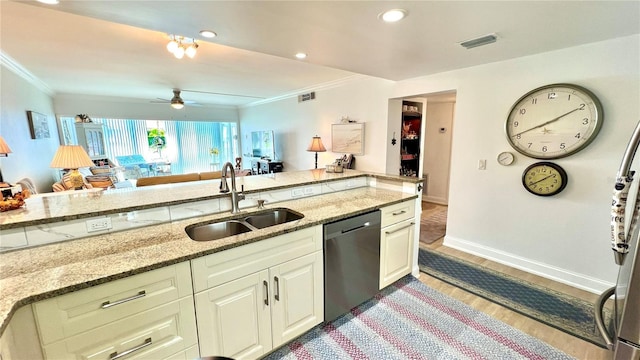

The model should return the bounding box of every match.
[0,169,419,229]
[0,169,421,336]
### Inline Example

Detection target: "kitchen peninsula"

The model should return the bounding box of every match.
[0,169,421,359]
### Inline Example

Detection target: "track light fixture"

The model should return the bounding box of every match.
[166,35,198,59]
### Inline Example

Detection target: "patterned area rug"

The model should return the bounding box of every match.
[418,248,612,348]
[420,208,447,244]
[264,275,573,360]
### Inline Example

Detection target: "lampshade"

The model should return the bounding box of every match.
[306,136,326,152]
[50,145,94,190]
[0,136,12,157]
[50,145,94,169]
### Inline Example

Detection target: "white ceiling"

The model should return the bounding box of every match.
[1,1,639,107]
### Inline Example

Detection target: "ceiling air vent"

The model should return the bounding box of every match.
[459,33,498,49]
[298,92,316,103]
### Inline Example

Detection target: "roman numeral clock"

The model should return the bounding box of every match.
[505,83,604,196]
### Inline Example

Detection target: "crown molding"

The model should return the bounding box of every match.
[1,51,55,97]
[240,74,367,108]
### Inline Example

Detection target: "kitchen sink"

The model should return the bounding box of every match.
[244,208,304,229]
[185,208,304,241]
[185,220,253,242]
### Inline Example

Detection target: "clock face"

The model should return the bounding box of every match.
[497,151,515,166]
[505,83,603,159]
[522,162,568,196]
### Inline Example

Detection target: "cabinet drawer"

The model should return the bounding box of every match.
[381,200,415,228]
[191,225,322,293]
[42,297,197,360]
[34,261,193,345]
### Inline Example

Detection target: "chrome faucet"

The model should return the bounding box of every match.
[220,162,245,214]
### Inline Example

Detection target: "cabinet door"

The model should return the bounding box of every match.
[195,270,272,360]
[380,219,415,289]
[270,251,324,347]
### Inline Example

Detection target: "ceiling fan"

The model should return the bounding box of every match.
[150,89,198,109]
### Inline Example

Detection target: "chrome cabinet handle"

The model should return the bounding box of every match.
[392,210,406,216]
[385,222,415,235]
[263,280,269,306]
[101,290,146,309]
[109,338,152,360]
[274,276,280,301]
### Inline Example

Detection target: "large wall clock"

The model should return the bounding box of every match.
[522,162,568,196]
[505,83,603,159]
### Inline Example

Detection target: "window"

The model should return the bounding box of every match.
[60,117,239,174]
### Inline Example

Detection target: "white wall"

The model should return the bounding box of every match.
[423,102,454,204]
[0,67,59,192]
[239,76,395,172]
[394,35,640,292]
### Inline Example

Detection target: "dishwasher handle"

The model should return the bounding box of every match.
[341,222,371,234]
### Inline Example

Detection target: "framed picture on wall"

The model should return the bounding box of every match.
[332,123,364,155]
[26,111,50,139]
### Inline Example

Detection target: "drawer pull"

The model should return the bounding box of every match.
[392,210,407,216]
[101,290,146,309]
[263,280,269,306]
[274,276,280,301]
[109,337,152,360]
[385,222,415,235]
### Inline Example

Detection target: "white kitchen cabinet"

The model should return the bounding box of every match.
[32,262,197,359]
[41,297,197,360]
[192,226,323,360]
[380,200,416,289]
[270,251,324,346]
[195,270,272,359]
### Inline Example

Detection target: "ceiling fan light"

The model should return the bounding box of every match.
[185,43,198,58]
[174,46,185,59]
[166,39,179,53]
[171,102,184,109]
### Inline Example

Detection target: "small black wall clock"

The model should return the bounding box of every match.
[522,162,568,196]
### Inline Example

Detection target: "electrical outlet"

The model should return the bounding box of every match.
[478,159,487,170]
[304,187,314,195]
[86,217,112,233]
[291,188,304,197]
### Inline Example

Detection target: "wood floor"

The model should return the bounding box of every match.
[418,202,611,360]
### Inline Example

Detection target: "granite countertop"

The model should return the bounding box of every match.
[0,185,417,336]
[0,169,421,229]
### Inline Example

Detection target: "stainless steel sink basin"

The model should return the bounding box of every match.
[244,208,304,229]
[185,220,253,242]
[185,208,304,241]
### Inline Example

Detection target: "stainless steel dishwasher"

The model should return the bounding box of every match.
[323,210,381,323]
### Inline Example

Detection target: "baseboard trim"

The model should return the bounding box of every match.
[423,196,447,205]
[442,235,614,294]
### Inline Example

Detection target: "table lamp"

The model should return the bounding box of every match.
[50,145,95,189]
[306,135,326,169]
[0,135,12,184]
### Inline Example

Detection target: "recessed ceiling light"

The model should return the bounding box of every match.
[199,30,217,38]
[379,9,407,23]
[295,53,307,59]
[37,0,59,4]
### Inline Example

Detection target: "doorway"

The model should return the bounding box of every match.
[387,90,456,244]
